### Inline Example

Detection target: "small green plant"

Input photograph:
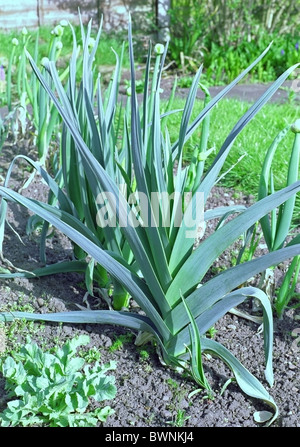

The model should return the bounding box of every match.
[109,333,134,352]
[167,409,190,427]
[166,378,179,389]
[207,326,217,338]
[236,222,264,265]
[177,76,194,88]
[124,78,144,93]
[79,345,102,363]
[0,335,116,427]
[138,348,150,361]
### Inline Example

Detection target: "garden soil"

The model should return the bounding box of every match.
[0,81,299,428]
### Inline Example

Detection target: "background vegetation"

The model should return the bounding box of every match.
[169,0,300,83]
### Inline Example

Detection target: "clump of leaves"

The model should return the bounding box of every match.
[109,333,134,353]
[0,335,116,427]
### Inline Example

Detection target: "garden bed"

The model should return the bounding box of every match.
[0,132,299,428]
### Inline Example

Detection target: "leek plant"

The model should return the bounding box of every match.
[259,120,300,252]
[6,38,19,112]
[24,25,66,166]
[258,120,300,317]
[7,24,68,165]
[1,17,300,425]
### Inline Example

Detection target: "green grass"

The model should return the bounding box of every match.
[0,24,129,71]
[167,97,300,200]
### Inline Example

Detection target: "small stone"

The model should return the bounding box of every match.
[228,324,237,330]
[63,326,73,335]
[161,410,172,419]
[179,399,189,409]
[288,362,297,370]
[39,306,48,314]
[100,334,112,348]
[37,298,44,307]
[162,394,171,401]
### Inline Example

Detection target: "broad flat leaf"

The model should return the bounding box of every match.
[65,357,85,375]
[93,377,117,402]
[35,376,50,391]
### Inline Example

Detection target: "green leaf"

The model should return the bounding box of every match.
[95,406,115,422]
[201,337,279,426]
[93,377,117,402]
[35,376,50,391]
[168,286,274,387]
[167,181,300,304]
[254,410,274,424]
[180,295,211,391]
[166,243,300,335]
[169,63,300,273]
[65,357,85,375]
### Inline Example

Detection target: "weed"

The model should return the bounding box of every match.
[0,335,116,427]
[167,409,190,427]
[109,333,134,353]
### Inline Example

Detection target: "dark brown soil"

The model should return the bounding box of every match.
[0,95,299,429]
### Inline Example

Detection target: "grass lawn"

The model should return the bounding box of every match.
[165,97,300,224]
[0,25,130,71]
[167,97,300,194]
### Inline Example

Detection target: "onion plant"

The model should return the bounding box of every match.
[1,17,300,425]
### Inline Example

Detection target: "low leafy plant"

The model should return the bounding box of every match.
[0,335,116,427]
[0,16,300,426]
